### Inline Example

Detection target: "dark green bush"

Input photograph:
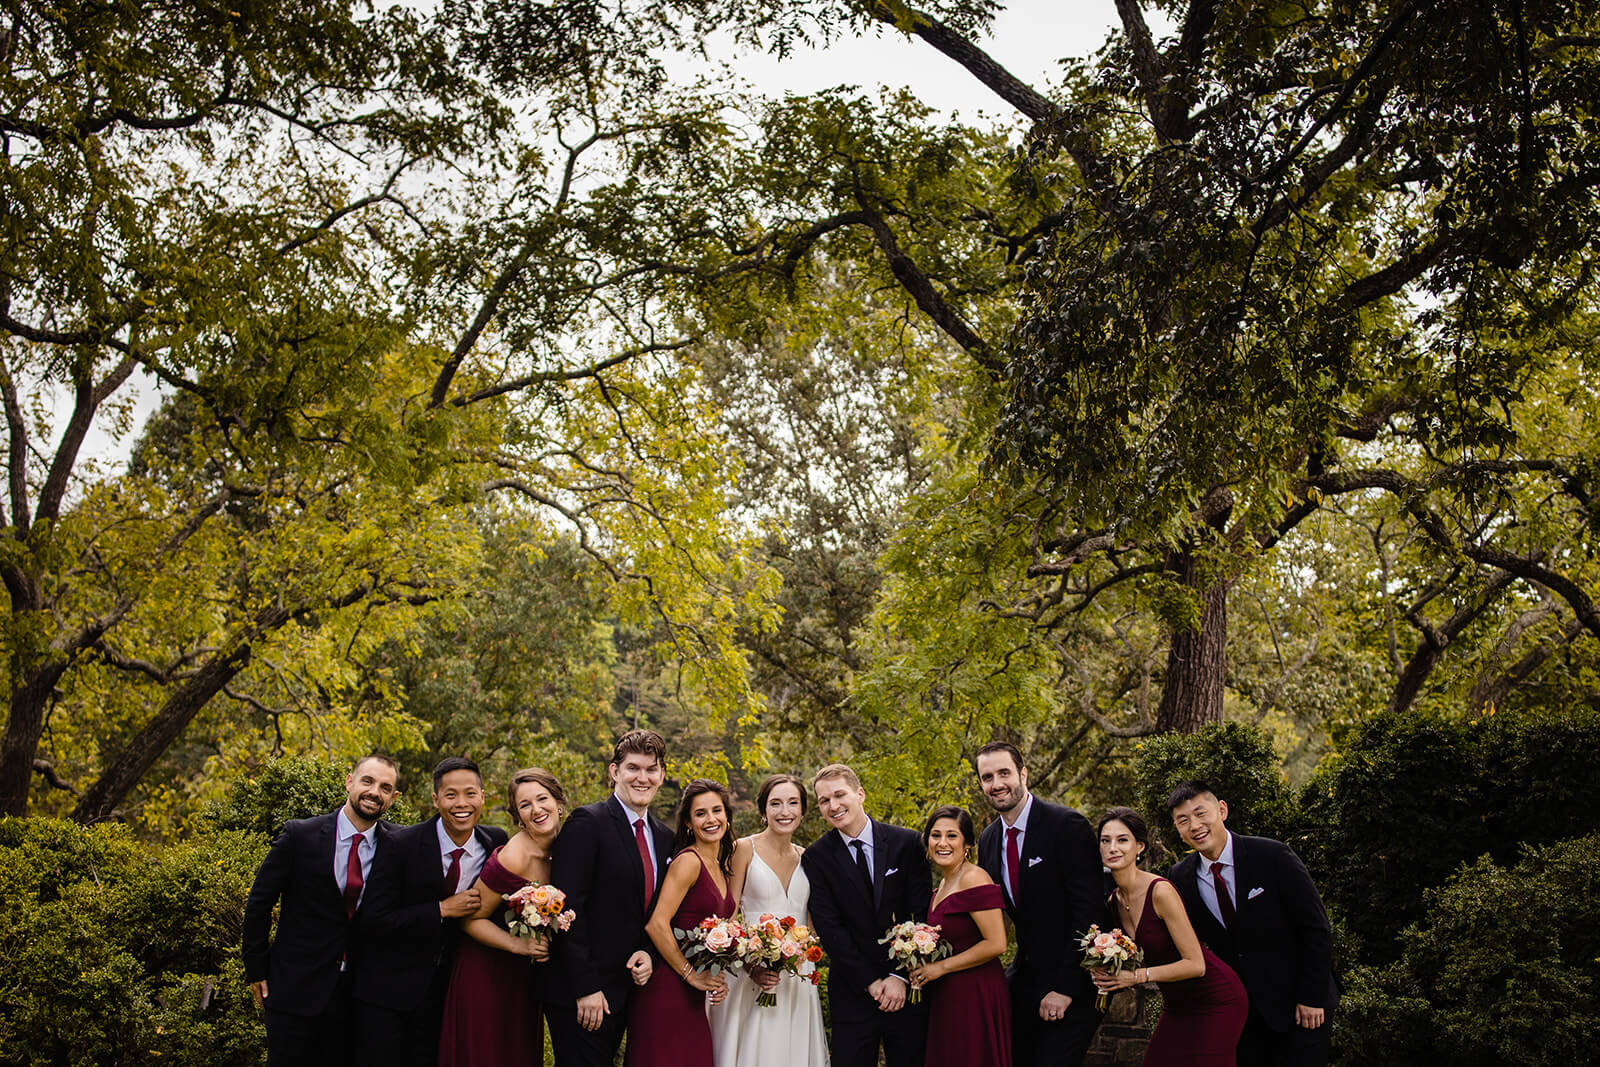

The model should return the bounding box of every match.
[0,818,266,1067]
[1303,707,1600,959]
[1130,721,1302,857]
[202,755,421,837]
[1333,833,1600,1066]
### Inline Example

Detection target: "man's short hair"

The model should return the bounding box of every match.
[974,741,1024,773]
[611,729,667,768]
[812,763,861,792]
[353,752,398,776]
[432,756,482,792]
[1165,780,1219,812]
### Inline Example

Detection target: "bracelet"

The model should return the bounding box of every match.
[681,962,694,979]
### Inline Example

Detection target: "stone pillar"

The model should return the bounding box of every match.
[1082,985,1158,1067]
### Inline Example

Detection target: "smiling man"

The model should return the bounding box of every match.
[546,729,675,1067]
[353,757,507,1067]
[1166,781,1337,1067]
[973,742,1104,1067]
[243,753,399,1067]
[800,763,931,1067]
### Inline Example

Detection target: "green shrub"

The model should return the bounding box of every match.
[1303,707,1600,959]
[0,818,266,1067]
[1130,722,1302,858]
[1333,833,1600,1066]
[202,755,421,837]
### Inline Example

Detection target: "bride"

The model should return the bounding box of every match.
[710,773,829,1067]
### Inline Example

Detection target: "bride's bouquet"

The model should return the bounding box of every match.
[1077,923,1144,1010]
[879,920,949,1004]
[738,912,825,1007]
[504,883,576,957]
[675,915,746,977]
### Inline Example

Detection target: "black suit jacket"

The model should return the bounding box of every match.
[977,796,1102,1007]
[352,815,508,1009]
[801,819,932,1022]
[547,795,674,1007]
[242,810,394,1017]
[1169,833,1336,1031]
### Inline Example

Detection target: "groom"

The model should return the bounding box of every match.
[974,742,1104,1067]
[546,729,675,1067]
[801,763,931,1067]
[1167,781,1338,1067]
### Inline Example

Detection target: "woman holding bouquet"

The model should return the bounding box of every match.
[709,773,829,1067]
[626,778,735,1067]
[907,806,1011,1067]
[438,767,567,1066]
[1090,807,1247,1065]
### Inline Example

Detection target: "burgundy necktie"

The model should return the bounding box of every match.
[1005,826,1022,904]
[1212,860,1237,927]
[344,832,365,917]
[444,847,466,894]
[634,818,655,906]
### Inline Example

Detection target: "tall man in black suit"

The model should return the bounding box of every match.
[1166,781,1338,1067]
[353,756,508,1067]
[546,728,675,1067]
[243,753,400,1067]
[974,742,1104,1067]
[801,762,932,1067]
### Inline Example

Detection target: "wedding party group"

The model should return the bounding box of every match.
[242,730,1338,1067]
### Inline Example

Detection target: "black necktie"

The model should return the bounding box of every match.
[851,839,873,896]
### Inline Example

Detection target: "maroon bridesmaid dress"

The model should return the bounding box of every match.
[925,882,1012,1067]
[623,850,735,1067]
[437,848,544,1066]
[1132,876,1249,1066]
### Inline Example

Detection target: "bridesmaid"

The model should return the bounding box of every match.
[438,767,566,1066]
[625,779,734,1067]
[1090,807,1247,1065]
[908,805,1011,1067]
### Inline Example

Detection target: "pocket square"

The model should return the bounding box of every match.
[1247,886,1265,900]
[1027,856,1044,868]
[884,867,899,877]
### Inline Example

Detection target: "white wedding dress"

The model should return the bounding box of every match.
[709,847,830,1067]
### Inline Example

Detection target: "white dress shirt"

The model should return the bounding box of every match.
[998,792,1035,902]
[333,807,377,902]
[1195,831,1237,925]
[614,792,659,875]
[436,818,487,890]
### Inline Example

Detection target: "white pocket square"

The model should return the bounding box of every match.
[1027,856,1044,868]
[1247,886,1265,900]
[884,867,899,877]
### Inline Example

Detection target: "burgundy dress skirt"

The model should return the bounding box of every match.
[624,851,735,1067]
[1131,877,1248,1066]
[437,848,544,1066]
[925,882,1012,1067]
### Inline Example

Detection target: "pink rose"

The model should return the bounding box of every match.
[704,924,735,952]
[911,927,939,952]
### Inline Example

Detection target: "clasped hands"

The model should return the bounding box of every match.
[868,976,908,1012]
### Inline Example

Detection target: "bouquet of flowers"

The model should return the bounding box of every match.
[675,915,746,977]
[1077,923,1144,1010]
[737,912,826,1007]
[879,920,949,1004]
[504,883,576,954]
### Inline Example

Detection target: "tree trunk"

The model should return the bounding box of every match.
[0,663,67,816]
[71,639,257,823]
[1155,566,1229,733]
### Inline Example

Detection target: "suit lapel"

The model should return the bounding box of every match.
[317,813,341,908]
[870,822,886,912]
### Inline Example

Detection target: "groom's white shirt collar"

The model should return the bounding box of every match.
[613,791,660,874]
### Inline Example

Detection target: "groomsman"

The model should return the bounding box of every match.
[353,756,507,1067]
[1166,781,1337,1067]
[974,742,1104,1067]
[546,729,674,1067]
[801,763,932,1067]
[242,753,400,1067]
